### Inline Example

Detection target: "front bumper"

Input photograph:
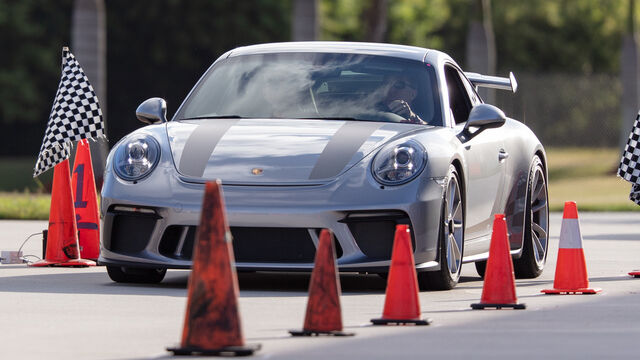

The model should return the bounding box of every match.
[99,163,445,272]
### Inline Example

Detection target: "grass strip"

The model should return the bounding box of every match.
[0,192,51,220]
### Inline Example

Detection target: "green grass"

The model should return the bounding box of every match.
[0,157,55,220]
[546,147,639,211]
[0,191,51,220]
[0,147,638,219]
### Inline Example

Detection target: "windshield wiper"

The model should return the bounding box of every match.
[298,116,366,121]
[180,115,244,120]
[181,115,379,122]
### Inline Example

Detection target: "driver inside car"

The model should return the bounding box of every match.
[377,74,426,124]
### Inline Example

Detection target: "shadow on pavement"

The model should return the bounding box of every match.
[0,268,389,297]
[0,270,188,297]
[0,268,491,297]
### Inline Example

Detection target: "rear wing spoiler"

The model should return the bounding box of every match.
[464,72,518,93]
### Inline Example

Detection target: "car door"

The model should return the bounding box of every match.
[444,65,507,254]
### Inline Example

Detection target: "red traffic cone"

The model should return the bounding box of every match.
[167,181,260,356]
[290,229,354,336]
[71,139,100,261]
[371,225,430,325]
[542,202,601,294]
[471,214,525,309]
[30,159,96,267]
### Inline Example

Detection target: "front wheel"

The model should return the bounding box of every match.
[474,260,487,278]
[513,155,549,278]
[418,165,464,290]
[106,265,167,284]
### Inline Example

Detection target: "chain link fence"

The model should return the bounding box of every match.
[495,72,622,147]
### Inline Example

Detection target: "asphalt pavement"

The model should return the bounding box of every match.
[0,212,639,359]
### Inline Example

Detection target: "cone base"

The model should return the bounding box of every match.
[370,317,431,326]
[289,329,355,337]
[541,288,601,295]
[167,343,261,357]
[471,302,526,310]
[628,271,640,277]
[29,258,96,267]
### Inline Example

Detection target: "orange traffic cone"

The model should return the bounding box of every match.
[290,229,354,336]
[167,181,260,356]
[71,139,100,261]
[30,159,96,267]
[471,214,525,309]
[371,225,431,325]
[542,202,601,294]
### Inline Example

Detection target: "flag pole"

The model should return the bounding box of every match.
[62,46,69,70]
[61,47,74,170]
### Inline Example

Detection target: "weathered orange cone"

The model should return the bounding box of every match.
[167,181,260,356]
[71,139,100,261]
[30,159,96,267]
[542,202,601,294]
[290,229,354,336]
[371,225,431,325]
[471,214,525,309]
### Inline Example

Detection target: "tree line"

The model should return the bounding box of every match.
[0,0,635,155]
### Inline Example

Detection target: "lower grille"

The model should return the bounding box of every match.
[231,227,316,263]
[341,211,414,260]
[159,226,196,260]
[104,207,160,254]
[159,226,337,263]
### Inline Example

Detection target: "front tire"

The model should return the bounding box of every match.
[474,260,487,278]
[106,265,167,284]
[513,155,549,278]
[418,165,464,290]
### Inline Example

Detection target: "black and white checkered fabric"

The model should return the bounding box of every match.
[618,111,640,205]
[631,184,640,205]
[33,48,104,177]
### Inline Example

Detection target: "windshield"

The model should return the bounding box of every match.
[176,52,442,125]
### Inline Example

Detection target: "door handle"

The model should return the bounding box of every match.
[498,149,509,162]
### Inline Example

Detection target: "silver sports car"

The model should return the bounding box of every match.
[100,42,549,289]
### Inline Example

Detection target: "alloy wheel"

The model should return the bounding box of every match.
[443,174,463,279]
[529,165,549,266]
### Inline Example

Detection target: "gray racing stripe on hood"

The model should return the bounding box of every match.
[179,119,239,177]
[309,121,382,180]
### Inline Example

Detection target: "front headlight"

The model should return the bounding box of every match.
[113,134,160,181]
[372,139,426,185]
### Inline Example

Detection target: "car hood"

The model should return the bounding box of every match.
[167,118,427,184]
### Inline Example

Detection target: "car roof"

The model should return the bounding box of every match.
[227,41,445,63]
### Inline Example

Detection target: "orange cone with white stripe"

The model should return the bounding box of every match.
[542,201,601,294]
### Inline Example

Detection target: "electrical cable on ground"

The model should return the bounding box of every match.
[18,232,43,264]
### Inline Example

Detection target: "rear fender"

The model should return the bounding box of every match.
[502,123,546,255]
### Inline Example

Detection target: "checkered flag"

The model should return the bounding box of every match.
[618,111,640,205]
[33,47,105,177]
[631,184,640,205]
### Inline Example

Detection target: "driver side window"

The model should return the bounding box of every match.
[444,65,473,125]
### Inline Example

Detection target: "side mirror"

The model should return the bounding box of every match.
[136,98,167,124]
[464,104,506,130]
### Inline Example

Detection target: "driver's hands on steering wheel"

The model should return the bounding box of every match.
[388,100,426,124]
